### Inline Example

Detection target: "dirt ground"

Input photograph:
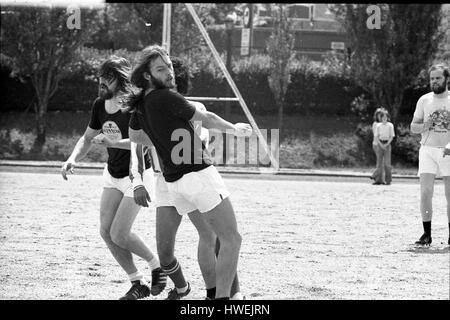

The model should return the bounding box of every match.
[0,169,449,300]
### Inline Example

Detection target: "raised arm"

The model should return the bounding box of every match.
[190,108,252,137]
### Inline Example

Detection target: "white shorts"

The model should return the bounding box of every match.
[166,166,230,215]
[102,166,133,197]
[153,173,176,209]
[418,145,450,177]
[142,169,156,202]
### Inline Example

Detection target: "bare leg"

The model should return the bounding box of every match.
[419,173,435,222]
[188,210,217,289]
[215,237,241,297]
[110,196,156,262]
[99,188,137,275]
[203,197,241,299]
[443,176,450,222]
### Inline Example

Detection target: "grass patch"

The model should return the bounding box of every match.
[0,111,417,171]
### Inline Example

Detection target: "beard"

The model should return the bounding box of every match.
[150,74,175,90]
[431,82,447,94]
[98,86,115,100]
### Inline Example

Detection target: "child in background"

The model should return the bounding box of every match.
[373,109,395,185]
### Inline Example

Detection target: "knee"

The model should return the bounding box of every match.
[198,231,217,249]
[99,226,112,243]
[110,228,129,248]
[220,231,242,251]
[421,187,433,200]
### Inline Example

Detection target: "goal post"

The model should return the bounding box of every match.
[163,3,280,171]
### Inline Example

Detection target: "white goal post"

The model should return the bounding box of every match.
[162,3,280,171]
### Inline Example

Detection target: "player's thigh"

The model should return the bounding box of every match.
[110,196,142,236]
[100,188,124,231]
[188,210,216,243]
[203,197,239,242]
[156,206,182,253]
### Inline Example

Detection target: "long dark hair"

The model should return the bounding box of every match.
[171,56,190,95]
[97,56,132,96]
[125,45,169,112]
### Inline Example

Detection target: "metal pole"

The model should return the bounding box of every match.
[162,3,171,54]
[185,3,279,170]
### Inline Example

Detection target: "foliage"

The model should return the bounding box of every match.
[1,5,101,144]
[266,4,296,138]
[330,4,444,122]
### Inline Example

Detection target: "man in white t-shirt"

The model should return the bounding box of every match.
[410,63,450,246]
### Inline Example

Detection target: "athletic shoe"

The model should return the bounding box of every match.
[165,282,191,300]
[119,280,150,300]
[415,233,432,245]
[150,267,167,296]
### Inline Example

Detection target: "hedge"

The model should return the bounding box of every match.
[1,47,428,118]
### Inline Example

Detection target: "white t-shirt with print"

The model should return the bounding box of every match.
[413,91,450,147]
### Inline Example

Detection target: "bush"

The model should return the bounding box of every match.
[354,122,421,166]
[1,46,430,117]
[392,124,421,165]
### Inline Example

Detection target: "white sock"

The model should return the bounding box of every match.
[128,270,144,283]
[231,292,244,300]
[148,256,161,271]
[176,284,189,294]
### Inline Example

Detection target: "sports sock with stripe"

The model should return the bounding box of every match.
[161,258,187,290]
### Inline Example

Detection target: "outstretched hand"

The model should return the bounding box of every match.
[233,123,253,137]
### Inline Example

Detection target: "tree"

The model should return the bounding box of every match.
[266,4,295,139]
[330,4,443,122]
[1,5,99,145]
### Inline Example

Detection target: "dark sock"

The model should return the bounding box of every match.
[423,221,431,236]
[215,297,230,300]
[206,287,216,299]
[161,258,187,289]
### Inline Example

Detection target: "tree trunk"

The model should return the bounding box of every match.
[277,100,284,141]
[35,99,48,146]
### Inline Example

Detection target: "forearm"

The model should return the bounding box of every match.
[203,112,235,133]
[130,142,144,188]
[110,138,131,150]
[68,136,92,163]
[410,122,426,134]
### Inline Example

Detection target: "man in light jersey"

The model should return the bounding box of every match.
[130,57,242,300]
[410,63,450,246]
